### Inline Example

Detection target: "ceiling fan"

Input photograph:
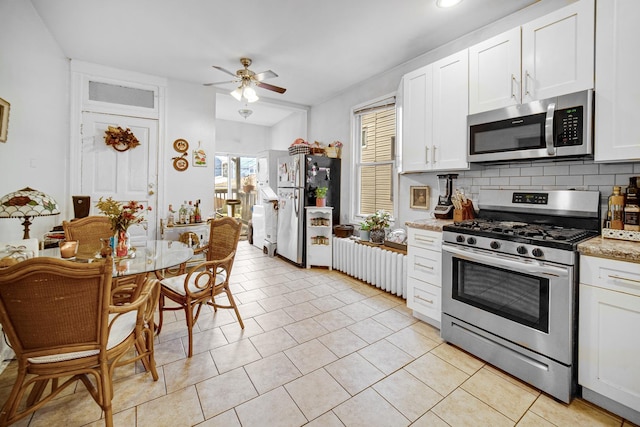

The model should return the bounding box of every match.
[204,58,286,103]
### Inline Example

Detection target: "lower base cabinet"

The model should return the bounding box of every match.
[579,255,640,424]
[406,227,442,328]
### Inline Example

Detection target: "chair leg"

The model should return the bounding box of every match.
[157,294,165,335]
[185,303,195,358]
[225,287,245,329]
[99,363,114,427]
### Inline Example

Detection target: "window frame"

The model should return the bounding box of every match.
[349,92,399,225]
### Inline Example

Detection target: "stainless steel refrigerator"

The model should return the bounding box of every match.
[276,154,341,266]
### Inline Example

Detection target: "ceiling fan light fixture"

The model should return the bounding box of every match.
[244,86,259,103]
[238,108,253,119]
[436,0,462,7]
[230,87,243,101]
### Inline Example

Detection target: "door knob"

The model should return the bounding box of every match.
[148,190,155,195]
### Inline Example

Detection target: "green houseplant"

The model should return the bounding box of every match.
[359,220,371,241]
[366,210,393,243]
[315,186,328,207]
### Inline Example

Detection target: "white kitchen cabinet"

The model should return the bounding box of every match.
[594,0,640,163]
[468,27,521,114]
[305,207,332,269]
[579,255,640,424]
[468,0,594,114]
[432,50,469,171]
[401,50,468,173]
[401,65,433,172]
[406,227,442,327]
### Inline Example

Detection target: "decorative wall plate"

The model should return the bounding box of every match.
[173,138,189,153]
[173,156,189,171]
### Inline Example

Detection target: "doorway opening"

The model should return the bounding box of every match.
[214,155,257,228]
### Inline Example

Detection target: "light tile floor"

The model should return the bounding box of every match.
[0,241,637,427]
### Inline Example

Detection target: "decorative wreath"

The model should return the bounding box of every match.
[104,126,140,152]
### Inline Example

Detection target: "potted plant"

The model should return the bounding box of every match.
[315,186,328,206]
[366,209,393,244]
[359,220,371,241]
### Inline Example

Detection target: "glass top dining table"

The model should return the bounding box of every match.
[42,240,194,277]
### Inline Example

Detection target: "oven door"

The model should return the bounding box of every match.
[442,243,574,364]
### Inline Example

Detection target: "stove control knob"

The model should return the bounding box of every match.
[466,237,476,245]
[532,248,544,258]
[490,241,500,249]
[456,235,465,243]
[516,246,528,255]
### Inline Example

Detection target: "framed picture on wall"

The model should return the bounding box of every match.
[193,148,207,167]
[410,186,430,209]
[0,97,10,143]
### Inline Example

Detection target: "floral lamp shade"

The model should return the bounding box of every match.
[0,187,60,239]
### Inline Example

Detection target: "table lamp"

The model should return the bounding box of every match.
[0,187,60,239]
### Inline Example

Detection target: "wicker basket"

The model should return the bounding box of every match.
[310,147,325,155]
[288,145,310,156]
[325,147,341,158]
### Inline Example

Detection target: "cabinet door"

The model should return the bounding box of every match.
[401,65,433,172]
[521,0,594,103]
[432,50,469,171]
[594,0,640,162]
[469,27,521,114]
[579,284,640,411]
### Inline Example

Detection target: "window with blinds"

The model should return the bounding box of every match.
[355,103,396,217]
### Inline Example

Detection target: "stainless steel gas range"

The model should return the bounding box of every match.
[441,189,600,403]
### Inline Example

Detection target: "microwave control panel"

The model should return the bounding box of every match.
[554,106,583,146]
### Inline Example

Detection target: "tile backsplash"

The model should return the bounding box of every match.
[455,159,640,210]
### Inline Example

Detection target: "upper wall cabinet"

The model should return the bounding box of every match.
[401,50,469,173]
[594,0,640,163]
[469,0,595,114]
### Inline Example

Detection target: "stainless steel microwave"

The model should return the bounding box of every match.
[467,89,593,163]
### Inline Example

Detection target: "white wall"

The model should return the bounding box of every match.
[0,0,70,241]
[308,0,583,226]
[215,119,271,155]
[271,110,308,150]
[164,79,216,219]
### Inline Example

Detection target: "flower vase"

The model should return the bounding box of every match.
[316,197,326,207]
[370,229,385,244]
[114,229,131,257]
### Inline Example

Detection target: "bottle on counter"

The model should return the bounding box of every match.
[188,201,195,224]
[167,204,175,226]
[179,202,187,224]
[624,177,639,231]
[194,199,202,223]
[610,186,626,230]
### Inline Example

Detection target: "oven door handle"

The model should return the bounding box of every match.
[443,244,569,277]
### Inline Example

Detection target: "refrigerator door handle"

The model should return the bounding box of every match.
[294,188,299,218]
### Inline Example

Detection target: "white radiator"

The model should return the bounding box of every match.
[332,237,407,299]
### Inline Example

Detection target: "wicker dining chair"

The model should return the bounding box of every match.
[157,216,243,357]
[62,215,113,256]
[0,256,160,427]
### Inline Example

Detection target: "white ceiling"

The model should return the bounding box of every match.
[30,0,537,126]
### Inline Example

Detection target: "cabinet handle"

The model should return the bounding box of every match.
[415,295,434,304]
[432,146,437,164]
[415,237,435,243]
[608,274,640,285]
[425,146,429,164]
[416,263,434,270]
[524,70,531,97]
[511,74,518,101]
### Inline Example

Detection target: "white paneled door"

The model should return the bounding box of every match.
[81,112,158,244]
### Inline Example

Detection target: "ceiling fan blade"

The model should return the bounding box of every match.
[256,81,287,94]
[203,80,237,87]
[211,65,238,77]
[254,70,278,81]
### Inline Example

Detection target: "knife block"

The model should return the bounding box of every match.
[453,200,475,222]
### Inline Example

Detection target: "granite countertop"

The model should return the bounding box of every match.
[405,218,454,232]
[578,236,640,264]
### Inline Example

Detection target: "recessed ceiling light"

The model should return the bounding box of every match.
[436,0,462,8]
